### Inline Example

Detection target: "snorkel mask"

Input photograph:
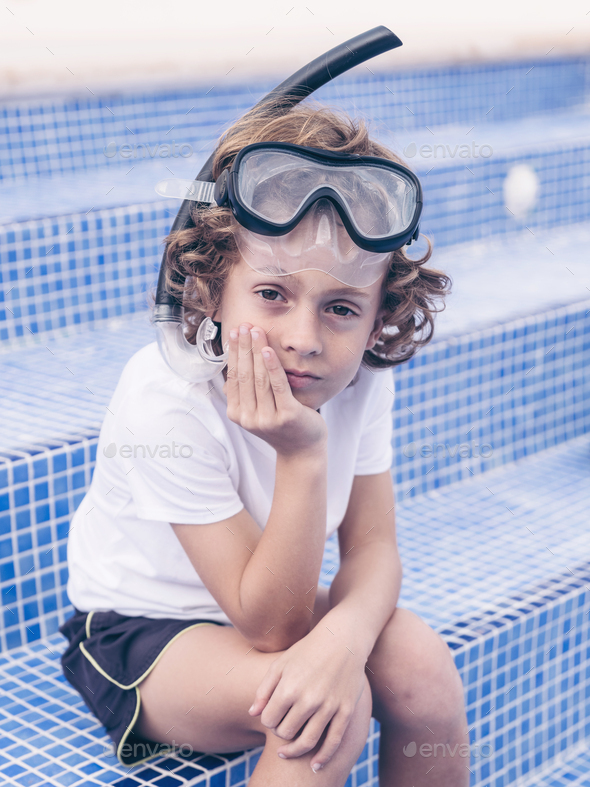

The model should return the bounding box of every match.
[153,26,422,382]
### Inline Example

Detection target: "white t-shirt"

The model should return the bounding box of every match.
[66,341,395,624]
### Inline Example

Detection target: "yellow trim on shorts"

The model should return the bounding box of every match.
[85,610,93,640]
[78,613,218,766]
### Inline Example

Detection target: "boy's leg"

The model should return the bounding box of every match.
[135,588,371,784]
[366,606,470,787]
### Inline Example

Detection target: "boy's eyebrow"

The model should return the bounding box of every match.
[323,287,372,300]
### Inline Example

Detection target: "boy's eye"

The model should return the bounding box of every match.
[257,289,284,301]
[331,304,354,317]
[255,288,357,318]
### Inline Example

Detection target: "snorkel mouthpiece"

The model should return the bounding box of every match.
[154,310,228,384]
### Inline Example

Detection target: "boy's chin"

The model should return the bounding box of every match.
[290,388,321,410]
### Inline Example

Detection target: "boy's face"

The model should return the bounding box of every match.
[212,256,387,411]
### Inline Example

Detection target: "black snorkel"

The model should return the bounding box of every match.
[152,26,403,382]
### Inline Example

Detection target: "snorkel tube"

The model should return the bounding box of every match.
[153,25,403,382]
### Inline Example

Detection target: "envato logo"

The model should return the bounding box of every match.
[102,740,194,760]
[103,140,194,159]
[402,441,493,459]
[403,142,493,159]
[403,740,493,759]
[103,442,194,459]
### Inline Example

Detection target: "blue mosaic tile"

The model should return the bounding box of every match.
[1,57,588,183]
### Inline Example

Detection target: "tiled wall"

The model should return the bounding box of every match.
[417,144,590,247]
[392,299,590,499]
[0,205,167,342]
[450,566,590,785]
[0,433,97,651]
[1,57,589,182]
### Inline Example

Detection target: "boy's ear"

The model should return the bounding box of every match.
[365,311,385,351]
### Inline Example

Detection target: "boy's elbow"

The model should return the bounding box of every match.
[247,622,309,654]
[251,638,286,654]
[237,592,309,652]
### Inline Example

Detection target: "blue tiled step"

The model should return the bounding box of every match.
[427,221,590,342]
[516,743,590,786]
[0,202,168,345]
[434,558,590,786]
[1,104,589,226]
[395,433,590,631]
[2,57,589,183]
[1,435,589,786]
[0,311,155,455]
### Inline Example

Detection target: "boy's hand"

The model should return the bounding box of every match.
[222,323,327,457]
[247,620,368,771]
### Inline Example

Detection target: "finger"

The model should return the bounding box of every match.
[278,708,341,761]
[305,710,350,768]
[250,326,277,416]
[249,662,282,719]
[224,327,240,417]
[237,323,257,421]
[261,345,295,412]
[272,704,315,744]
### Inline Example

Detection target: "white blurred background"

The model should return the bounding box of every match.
[2,0,590,97]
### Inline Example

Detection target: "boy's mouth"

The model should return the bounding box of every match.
[284,368,321,389]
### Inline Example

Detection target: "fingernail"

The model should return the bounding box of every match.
[311,763,323,772]
[239,325,249,334]
[248,704,254,713]
[278,753,287,759]
[230,330,238,340]
[250,330,259,339]
[262,350,271,358]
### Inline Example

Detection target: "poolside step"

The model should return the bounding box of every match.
[1,434,588,785]
[393,434,590,630]
[516,741,590,786]
[2,57,588,183]
[0,311,154,454]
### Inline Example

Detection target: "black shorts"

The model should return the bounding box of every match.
[59,608,227,767]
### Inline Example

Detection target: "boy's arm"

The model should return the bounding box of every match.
[239,444,329,650]
[172,442,328,653]
[322,470,402,662]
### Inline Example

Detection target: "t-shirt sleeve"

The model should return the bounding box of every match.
[111,384,245,525]
[353,367,395,476]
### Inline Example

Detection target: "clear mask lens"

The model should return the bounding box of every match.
[238,148,417,237]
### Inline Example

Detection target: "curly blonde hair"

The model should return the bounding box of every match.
[155,101,451,372]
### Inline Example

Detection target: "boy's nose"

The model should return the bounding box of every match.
[280,304,323,356]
